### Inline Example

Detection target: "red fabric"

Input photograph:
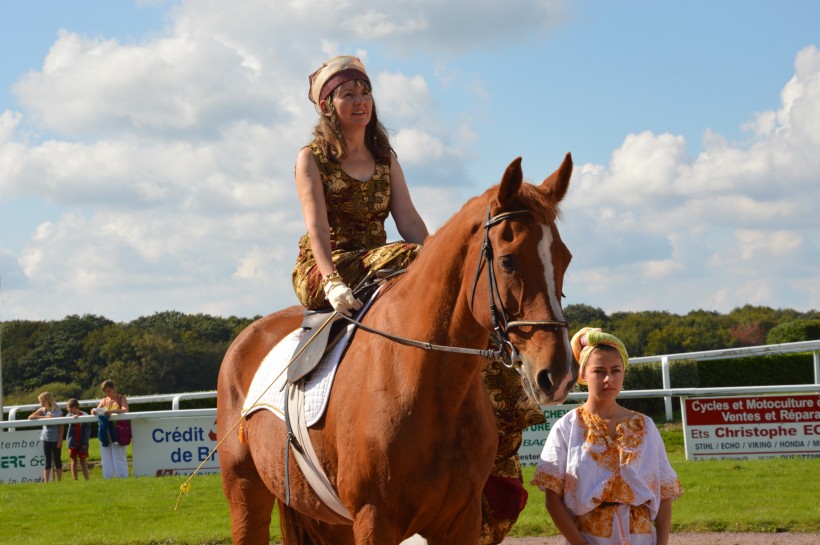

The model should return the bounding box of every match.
[483,474,528,521]
[69,447,88,459]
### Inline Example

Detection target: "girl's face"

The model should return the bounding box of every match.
[581,349,625,399]
[327,80,372,129]
[103,386,116,398]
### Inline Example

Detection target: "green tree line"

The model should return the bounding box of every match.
[1,311,257,405]
[2,305,819,406]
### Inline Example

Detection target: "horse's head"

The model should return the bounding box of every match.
[467,154,577,405]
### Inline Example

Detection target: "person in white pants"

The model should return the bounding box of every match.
[99,442,129,479]
[91,379,130,479]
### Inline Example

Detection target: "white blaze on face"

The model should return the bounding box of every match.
[537,224,574,395]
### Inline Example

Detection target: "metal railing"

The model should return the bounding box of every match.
[0,408,215,430]
[626,339,820,420]
[2,390,217,423]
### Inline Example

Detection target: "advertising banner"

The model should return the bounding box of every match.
[682,393,820,460]
[131,416,220,477]
[0,430,45,484]
[520,403,580,465]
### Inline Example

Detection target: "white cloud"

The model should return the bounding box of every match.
[1,2,819,322]
[732,229,803,261]
[562,46,820,314]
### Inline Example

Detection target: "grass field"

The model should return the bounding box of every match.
[1,425,818,545]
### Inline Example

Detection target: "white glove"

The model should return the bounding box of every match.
[323,275,362,317]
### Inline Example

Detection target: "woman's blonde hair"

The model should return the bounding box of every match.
[312,80,392,164]
[37,392,58,412]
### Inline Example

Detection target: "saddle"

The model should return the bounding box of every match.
[286,271,392,383]
[282,271,396,518]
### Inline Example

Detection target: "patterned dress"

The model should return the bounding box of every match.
[481,358,547,544]
[291,142,421,309]
[531,407,683,545]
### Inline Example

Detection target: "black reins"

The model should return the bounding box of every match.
[340,207,568,369]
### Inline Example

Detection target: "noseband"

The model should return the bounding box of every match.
[469,208,568,370]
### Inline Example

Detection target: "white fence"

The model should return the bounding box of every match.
[2,340,819,479]
[627,339,820,420]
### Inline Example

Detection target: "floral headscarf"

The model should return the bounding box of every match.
[570,327,629,385]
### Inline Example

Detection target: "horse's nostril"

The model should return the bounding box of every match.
[537,369,553,395]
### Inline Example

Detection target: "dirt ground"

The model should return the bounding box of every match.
[501,534,820,544]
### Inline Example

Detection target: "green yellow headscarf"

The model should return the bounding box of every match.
[570,327,629,385]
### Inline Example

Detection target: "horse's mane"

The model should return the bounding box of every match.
[500,180,562,224]
[399,179,560,279]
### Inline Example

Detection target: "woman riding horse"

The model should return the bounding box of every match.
[218,152,576,545]
[292,55,546,543]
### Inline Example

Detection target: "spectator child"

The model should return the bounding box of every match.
[65,398,91,480]
[27,391,64,482]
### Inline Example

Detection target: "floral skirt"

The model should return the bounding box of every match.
[292,241,422,309]
[481,357,547,545]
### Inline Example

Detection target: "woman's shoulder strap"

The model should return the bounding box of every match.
[308,141,329,165]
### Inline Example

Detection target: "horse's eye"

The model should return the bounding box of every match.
[498,255,516,272]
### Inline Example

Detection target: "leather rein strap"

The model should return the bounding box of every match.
[340,207,568,369]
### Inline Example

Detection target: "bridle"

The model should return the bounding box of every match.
[340,207,568,369]
[468,208,569,370]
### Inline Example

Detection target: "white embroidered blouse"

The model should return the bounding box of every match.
[531,407,683,544]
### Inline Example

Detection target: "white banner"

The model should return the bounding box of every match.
[682,393,820,460]
[131,416,220,477]
[0,430,46,484]
[519,404,579,466]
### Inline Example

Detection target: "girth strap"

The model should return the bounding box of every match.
[284,381,352,520]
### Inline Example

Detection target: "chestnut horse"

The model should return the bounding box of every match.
[217,154,578,545]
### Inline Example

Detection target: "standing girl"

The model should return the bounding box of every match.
[532,328,683,545]
[27,391,64,482]
[91,379,130,479]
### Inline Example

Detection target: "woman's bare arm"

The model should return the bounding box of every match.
[388,155,428,245]
[295,147,336,276]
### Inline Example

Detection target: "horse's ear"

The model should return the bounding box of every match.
[495,157,523,208]
[540,152,573,204]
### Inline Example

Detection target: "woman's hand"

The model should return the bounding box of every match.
[323,276,362,316]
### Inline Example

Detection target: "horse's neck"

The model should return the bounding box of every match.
[368,216,490,399]
[385,234,484,347]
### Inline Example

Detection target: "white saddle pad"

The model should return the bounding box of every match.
[241,323,353,427]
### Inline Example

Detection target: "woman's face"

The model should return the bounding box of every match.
[582,349,625,399]
[328,80,372,129]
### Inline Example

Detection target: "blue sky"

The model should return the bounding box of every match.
[1,0,819,321]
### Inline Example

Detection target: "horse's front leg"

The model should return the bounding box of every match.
[351,505,406,545]
[219,438,277,545]
[421,500,483,545]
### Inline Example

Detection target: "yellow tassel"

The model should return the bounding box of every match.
[175,480,192,510]
[238,420,246,444]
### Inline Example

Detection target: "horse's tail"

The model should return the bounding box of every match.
[277,500,344,545]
